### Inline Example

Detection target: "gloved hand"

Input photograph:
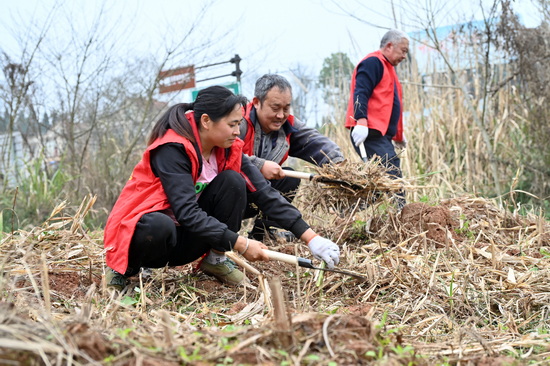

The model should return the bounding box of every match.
[308,236,340,269]
[351,125,369,147]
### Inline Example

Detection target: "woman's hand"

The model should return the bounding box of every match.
[234,236,269,262]
[300,228,340,269]
[242,239,269,262]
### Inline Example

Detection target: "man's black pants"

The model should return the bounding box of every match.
[244,167,300,233]
[352,131,406,208]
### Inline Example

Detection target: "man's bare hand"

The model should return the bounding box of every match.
[260,160,285,179]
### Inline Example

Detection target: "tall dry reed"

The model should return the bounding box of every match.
[316,40,546,215]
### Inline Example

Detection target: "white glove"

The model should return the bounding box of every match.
[351,125,369,147]
[308,236,340,269]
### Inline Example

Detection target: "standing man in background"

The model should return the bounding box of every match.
[241,74,345,241]
[345,29,409,208]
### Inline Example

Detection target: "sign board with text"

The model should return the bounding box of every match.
[158,66,196,93]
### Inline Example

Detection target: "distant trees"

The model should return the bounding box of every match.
[286,54,354,129]
[0,1,232,229]
[318,52,354,116]
[495,0,550,202]
[287,64,316,124]
[319,52,354,93]
[316,52,355,132]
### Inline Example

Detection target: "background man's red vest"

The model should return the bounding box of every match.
[345,50,403,142]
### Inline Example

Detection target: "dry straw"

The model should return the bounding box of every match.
[0,183,549,364]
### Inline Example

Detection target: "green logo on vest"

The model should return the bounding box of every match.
[195,182,208,194]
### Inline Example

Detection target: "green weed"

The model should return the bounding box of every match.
[1,157,72,230]
[365,311,419,363]
[455,214,475,240]
[178,345,203,362]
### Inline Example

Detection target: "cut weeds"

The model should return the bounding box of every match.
[0,164,549,365]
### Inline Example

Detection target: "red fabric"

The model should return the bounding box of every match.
[103,111,244,274]
[242,102,295,165]
[242,103,255,156]
[345,50,403,142]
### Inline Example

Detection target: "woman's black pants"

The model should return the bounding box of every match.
[124,170,247,276]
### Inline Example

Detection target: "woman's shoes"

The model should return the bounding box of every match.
[105,268,128,291]
[199,259,245,286]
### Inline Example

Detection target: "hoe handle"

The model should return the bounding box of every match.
[263,249,314,269]
[359,143,368,162]
[283,170,314,181]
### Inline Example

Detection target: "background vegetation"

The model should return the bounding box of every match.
[0,0,548,230]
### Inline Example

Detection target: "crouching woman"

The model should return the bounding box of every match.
[103,86,339,290]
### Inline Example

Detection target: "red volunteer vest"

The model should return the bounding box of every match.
[103,111,243,274]
[242,102,295,165]
[345,50,403,141]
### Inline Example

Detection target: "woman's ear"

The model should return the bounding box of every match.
[200,114,211,130]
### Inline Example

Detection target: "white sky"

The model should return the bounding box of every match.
[1,0,541,105]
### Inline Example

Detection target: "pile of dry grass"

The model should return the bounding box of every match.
[0,187,549,364]
[299,157,411,217]
[296,186,550,364]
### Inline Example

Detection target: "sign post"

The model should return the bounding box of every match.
[157,55,242,98]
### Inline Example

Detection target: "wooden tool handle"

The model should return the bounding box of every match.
[263,249,315,269]
[283,170,314,180]
[263,249,298,265]
[359,143,368,162]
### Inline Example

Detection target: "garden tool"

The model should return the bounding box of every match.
[284,170,363,190]
[359,143,368,162]
[263,249,368,281]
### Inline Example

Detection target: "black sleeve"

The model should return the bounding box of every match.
[150,143,238,251]
[287,118,345,166]
[241,154,310,237]
[353,56,383,121]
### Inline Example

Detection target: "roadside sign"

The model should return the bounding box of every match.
[158,65,195,94]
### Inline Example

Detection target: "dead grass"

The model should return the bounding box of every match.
[0,172,549,365]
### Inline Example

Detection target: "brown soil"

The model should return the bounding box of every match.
[400,202,459,245]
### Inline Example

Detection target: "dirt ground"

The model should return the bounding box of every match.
[1,194,549,365]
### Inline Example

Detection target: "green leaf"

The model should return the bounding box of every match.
[120,296,139,306]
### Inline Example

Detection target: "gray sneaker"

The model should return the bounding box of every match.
[199,259,244,286]
[105,268,128,291]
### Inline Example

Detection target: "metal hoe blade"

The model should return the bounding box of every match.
[284,170,364,190]
[310,265,368,281]
[264,250,368,282]
[312,175,364,191]
[297,257,368,281]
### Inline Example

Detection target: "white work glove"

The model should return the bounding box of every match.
[308,236,340,269]
[351,125,369,147]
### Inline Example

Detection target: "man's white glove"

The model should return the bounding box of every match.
[308,236,340,269]
[351,125,369,147]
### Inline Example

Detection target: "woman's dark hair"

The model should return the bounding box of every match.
[147,85,247,145]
